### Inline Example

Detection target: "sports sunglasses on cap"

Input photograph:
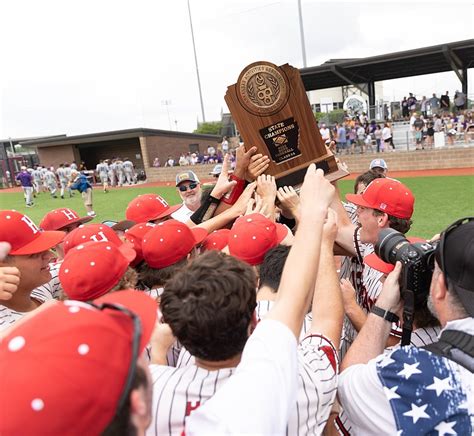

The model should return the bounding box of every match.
[178,182,198,192]
[88,302,142,413]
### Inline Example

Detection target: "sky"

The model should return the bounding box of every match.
[0,0,473,139]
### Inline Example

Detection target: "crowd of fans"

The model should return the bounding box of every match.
[319,90,473,153]
[1,143,472,435]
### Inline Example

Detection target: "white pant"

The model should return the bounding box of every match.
[125,171,133,184]
[23,186,33,204]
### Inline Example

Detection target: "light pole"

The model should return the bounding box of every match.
[297,0,307,68]
[161,100,172,130]
[187,0,206,123]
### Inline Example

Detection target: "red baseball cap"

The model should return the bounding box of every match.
[0,211,65,255]
[364,236,426,274]
[0,290,157,435]
[142,219,208,268]
[39,208,93,231]
[124,223,156,266]
[125,194,181,223]
[201,229,231,252]
[59,241,136,301]
[346,178,414,219]
[63,223,132,256]
[228,213,288,265]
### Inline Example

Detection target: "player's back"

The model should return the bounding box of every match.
[147,364,234,436]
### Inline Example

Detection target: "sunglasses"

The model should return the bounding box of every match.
[89,302,142,412]
[435,217,474,276]
[178,182,198,192]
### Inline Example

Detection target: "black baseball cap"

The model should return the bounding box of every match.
[440,217,474,316]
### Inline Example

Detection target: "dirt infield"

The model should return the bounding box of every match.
[1,167,472,193]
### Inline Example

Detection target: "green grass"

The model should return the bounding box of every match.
[1,175,473,239]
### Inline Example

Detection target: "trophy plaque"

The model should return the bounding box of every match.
[225,61,348,187]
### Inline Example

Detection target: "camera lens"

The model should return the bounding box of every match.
[375,228,410,264]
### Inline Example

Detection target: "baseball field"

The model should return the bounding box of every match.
[1,175,473,239]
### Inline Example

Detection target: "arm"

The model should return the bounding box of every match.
[341,262,402,371]
[276,186,300,227]
[330,182,357,256]
[266,165,334,339]
[194,182,257,234]
[256,175,277,222]
[310,209,344,349]
[150,322,176,365]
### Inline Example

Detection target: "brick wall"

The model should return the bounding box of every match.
[37,145,78,169]
[145,147,474,182]
[145,135,221,167]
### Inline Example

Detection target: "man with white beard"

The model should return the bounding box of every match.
[171,170,203,223]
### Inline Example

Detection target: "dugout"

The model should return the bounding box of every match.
[21,128,220,175]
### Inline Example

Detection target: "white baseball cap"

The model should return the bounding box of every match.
[369,159,388,170]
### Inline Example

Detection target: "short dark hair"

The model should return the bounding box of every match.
[102,364,148,436]
[372,209,413,234]
[136,258,188,289]
[258,244,291,292]
[161,251,257,361]
[354,170,385,193]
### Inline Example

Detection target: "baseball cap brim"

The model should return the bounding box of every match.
[58,216,93,230]
[345,193,374,209]
[156,204,182,220]
[176,178,196,187]
[118,242,137,263]
[364,253,394,274]
[275,223,290,244]
[111,220,136,232]
[191,227,209,245]
[10,230,66,255]
[93,290,158,351]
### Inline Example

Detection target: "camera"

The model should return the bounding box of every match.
[375,228,438,308]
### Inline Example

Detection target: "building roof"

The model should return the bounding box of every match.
[20,128,220,148]
[300,39,474,90]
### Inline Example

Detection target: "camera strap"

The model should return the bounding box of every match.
[401,290,415,346]
[423,330,474,372]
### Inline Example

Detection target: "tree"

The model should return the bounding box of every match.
[194,121,222,135]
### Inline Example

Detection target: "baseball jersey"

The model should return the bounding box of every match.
[56,167,67,181]
[115,161,124,172]
[173,301,338,436]
[64,167,72,179]
[32,169,42,181]
[185,320,295,435]
[256,299,312,341]
[44,171,57,185]
[338,318,473,435]
[339,227,402,358]
[108,163,116,175]
[147,364,235,436]
[96,163,108,175]
[123,160,133,171]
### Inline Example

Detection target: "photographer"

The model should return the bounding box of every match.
[331,178,415,354]
[338,218,474,434]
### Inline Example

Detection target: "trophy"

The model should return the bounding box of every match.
[225,61,348,187]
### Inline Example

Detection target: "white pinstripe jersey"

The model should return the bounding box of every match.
[340,227,403,358]
[256,299,312,341]
[335,325,442,436]
[170,300,338,436]
[147,364,235,436]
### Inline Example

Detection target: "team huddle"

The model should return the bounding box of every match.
[1,146,473,435]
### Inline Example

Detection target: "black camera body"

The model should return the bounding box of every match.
[375,228,438,308]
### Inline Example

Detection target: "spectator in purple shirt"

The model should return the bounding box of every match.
[15,166,34,207]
